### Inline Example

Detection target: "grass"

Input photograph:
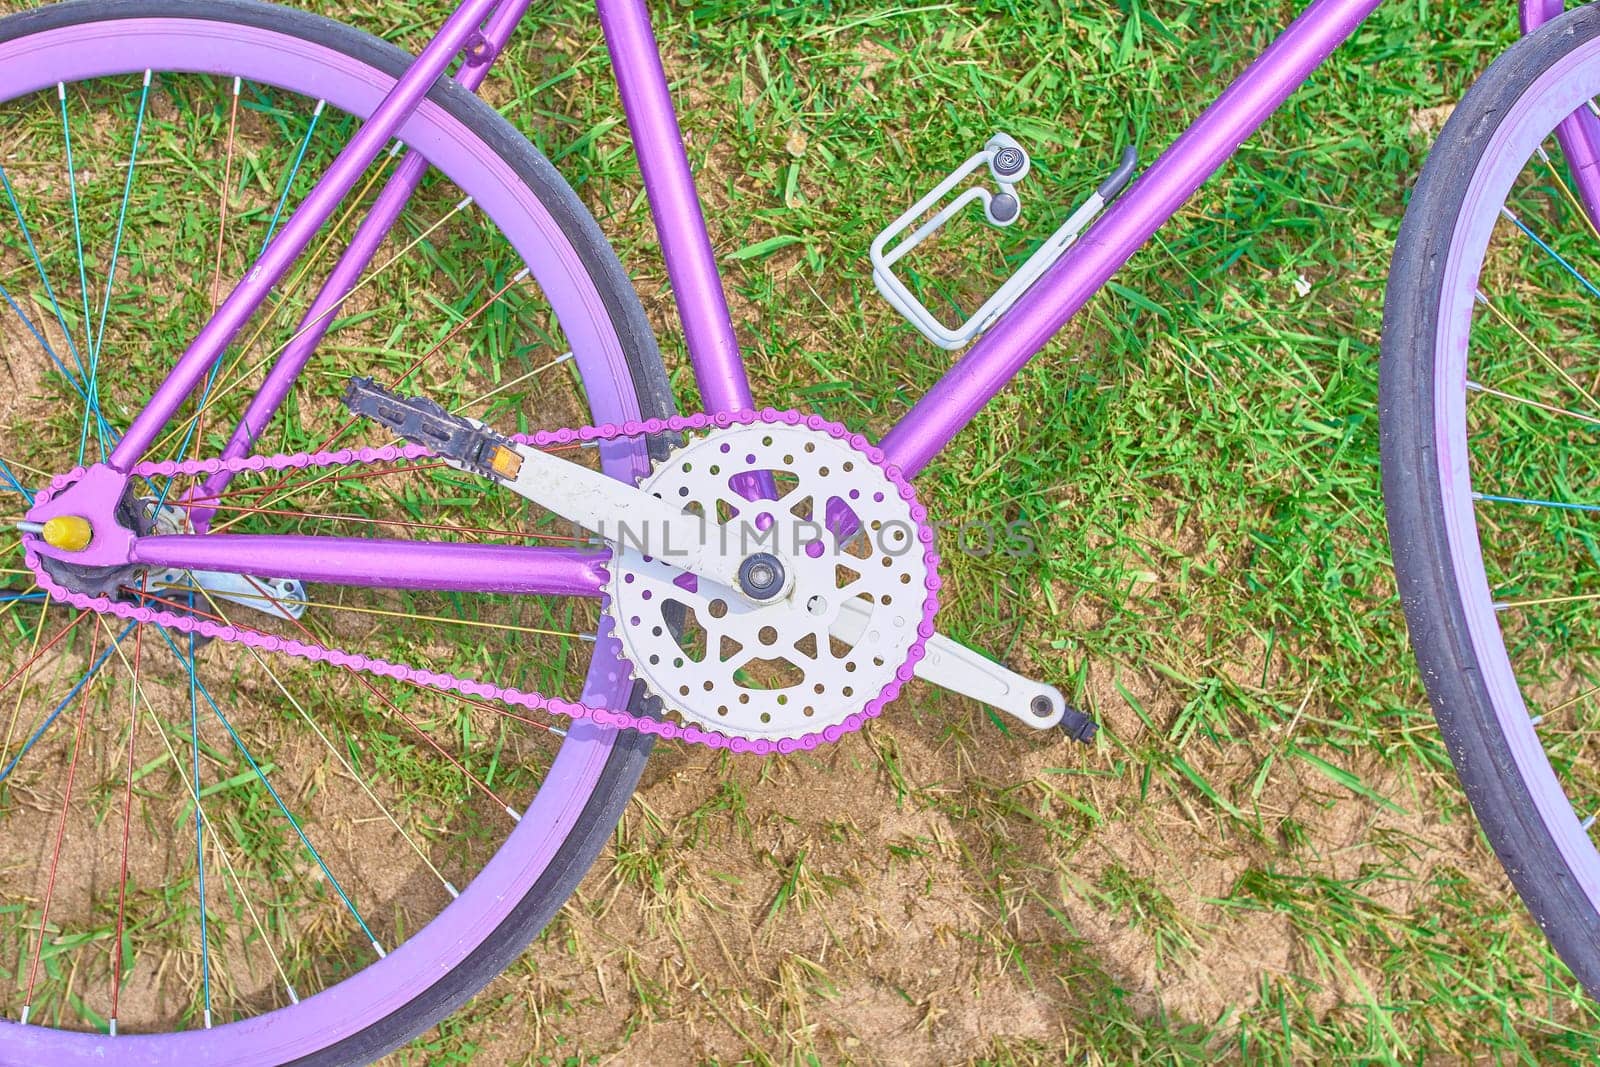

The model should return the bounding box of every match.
[1,0,1599,1062]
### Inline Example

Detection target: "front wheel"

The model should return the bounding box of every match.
[0,1,670,1062]
[1382,3,1600,998]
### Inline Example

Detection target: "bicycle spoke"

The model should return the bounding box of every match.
[255,586,524,822]
[1536,144,1600,245]
[252,582,589,641]
[0,598,51,771]
[151,625,388,960]
[184,77,245,478]
[0,278,86,404]
[156,195,479,461]
[0,160,88,394]
[258,100,326,257]
[1475,291,1600,414]
[128,578,588,643]
[209,79,242,314]
[182,629,215,1028]
[108,601,144,1035]
[92,612,301,1016]
[312,268,532,453]
[1475,491,1600,513]
[19,628,100,1026]
[0,455,34,503]
[455,350,574,414]
[205,440,588,531]
[58,82,99,462]
[0,619,132,785]
[155,93,327,505]
[1466,379,1600,427]
[183,498,590,544]
[0,607,90,732]
[146,138,403,474]
[1495,592,1600,611]
[405,678,568,740]
[190,585,465,898]
[1502,206,1600,302]
[194,458,454,502]
[82,70,153,464]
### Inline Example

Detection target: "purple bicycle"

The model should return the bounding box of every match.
[1,0,1600,1059]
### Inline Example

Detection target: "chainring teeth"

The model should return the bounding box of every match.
[604,421,936,742]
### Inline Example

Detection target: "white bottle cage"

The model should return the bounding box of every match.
[870,133,1138,350]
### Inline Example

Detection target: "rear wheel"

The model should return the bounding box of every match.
[0,1,669,1061]
[1382,3,1600,997]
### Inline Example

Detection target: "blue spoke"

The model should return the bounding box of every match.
[153,625,385,957]
[185,630,214,1029]
[0,280,86,403]
[0,620,135,783]
[1475,491,1600,513]
[0,166,88,393]
[258,98,326,258]
[154,93,324,510]
[0,281,121,486]
[85,70,153,466]
[59,82,104,464]
[1503,207,1600,304]
[0,457,35,504]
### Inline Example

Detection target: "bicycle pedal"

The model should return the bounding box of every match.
[1058,705,1099,745]
[343,377,524,481]
[871,133,1137,350]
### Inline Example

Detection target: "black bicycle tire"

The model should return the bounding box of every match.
[1381,2,1600,998]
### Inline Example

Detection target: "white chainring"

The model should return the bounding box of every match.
[605,424,930,739]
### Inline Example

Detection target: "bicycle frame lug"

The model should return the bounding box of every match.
[870,134,1137,350]
[22,465,138,569]
[461,30,494,66]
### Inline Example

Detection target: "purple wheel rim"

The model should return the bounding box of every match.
[1433,39,1600,925]
[0,15,647,1064]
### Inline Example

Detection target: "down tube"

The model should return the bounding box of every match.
[880,0,1386,478]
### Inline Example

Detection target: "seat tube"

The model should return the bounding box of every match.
[597,0,755,416]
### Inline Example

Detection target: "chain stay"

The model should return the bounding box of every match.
[24,409,940,755]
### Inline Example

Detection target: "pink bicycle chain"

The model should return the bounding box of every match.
[23,408,940,755]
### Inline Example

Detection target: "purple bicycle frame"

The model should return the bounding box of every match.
[42,0,1600,603]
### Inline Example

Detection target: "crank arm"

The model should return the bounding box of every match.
[343,379,766,598]
[831,598,1097,741]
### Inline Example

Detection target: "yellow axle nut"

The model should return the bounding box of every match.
[41,515,93,552]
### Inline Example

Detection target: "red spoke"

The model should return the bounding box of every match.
[110,585,147,1031]
[176,498,588,544]
[239,576,517,817]
[312,271,532,455]
[120,588,229,626]
[405,678,562,736]
[21,627,101,1024]
[185,441,583,531]
[0,610,90,708]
